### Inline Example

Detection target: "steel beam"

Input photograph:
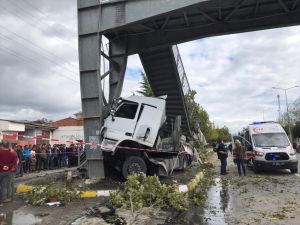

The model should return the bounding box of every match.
[120,9,300,55]
[78,0,208,34]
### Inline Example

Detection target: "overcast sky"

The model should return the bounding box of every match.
[0,0,300,134]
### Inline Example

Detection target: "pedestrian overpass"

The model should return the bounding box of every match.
[77,0,300,178]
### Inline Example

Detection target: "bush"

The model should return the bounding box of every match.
[109,172,216,212]
[20,184,78,206]
[109,173,188,211]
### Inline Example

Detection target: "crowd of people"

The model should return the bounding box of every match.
[0,142,82,206]
[16,143,81,177]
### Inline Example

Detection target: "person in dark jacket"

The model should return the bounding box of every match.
[39,144,47,170]
[35,144,41,171]
[233,140,246,176]
[16,145,24,177]
[216,139,228,175]
[46,144,53,170]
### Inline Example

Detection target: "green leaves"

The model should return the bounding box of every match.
[20,184,78,206]
[109,173,188,211]
[137,72,154,97]
[109,172,213,212]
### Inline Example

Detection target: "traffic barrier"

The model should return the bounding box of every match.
[16,185,33,193]
[80,191,97,198]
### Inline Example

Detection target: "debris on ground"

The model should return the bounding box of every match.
[109,167,215,213]
[20,184,79,206]
[109,173,188,212]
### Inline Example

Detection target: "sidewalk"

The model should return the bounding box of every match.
[15,167,77,183]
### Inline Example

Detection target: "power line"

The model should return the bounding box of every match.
[21,0,77,36]
[8,0,76,36]
[0,33,78,76]
[0,24,78,68]
[22,0,50,18]
[0,1,77,51]
[0,45,79,84]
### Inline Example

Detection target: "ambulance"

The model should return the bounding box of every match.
[233,122,298,173]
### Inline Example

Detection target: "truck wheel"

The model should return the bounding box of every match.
[291,168,298,174]
[122,156,147,179]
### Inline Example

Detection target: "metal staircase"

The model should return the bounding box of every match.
[139,45,192,137]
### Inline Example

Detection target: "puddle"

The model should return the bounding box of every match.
[176,176,233,225]
[0,211,42,225]
[202,177,231,225]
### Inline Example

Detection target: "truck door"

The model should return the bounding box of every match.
[107,102,139,138]
[133,104,164,147]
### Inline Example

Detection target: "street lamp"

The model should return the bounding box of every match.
[272,85,299,141]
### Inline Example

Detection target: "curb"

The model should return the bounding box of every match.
[16,185,114,198]
[16,172,205,197]
[187,171,204,191]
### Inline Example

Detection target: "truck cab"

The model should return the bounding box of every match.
[100,95,194,178]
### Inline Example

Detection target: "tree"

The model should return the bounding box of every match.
[293,122,300,139]
[281,97,300,126]
[185,90,212,140]
[137,72,153,97]
[216,126,231,142]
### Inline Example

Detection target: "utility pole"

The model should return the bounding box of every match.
[284,89,292,139]
[273,85,300,141]
[277,94,281,123]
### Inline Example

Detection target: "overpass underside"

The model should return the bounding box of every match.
[77,0,300,177]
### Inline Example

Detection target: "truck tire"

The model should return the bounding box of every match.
[291,168,298,174]
[122,156,147,179]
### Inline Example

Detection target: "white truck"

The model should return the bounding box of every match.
[100,95,196,178]
[233,122,298,173]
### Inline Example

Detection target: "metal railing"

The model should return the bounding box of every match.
[172,45,191,96]
[172,45,207,145]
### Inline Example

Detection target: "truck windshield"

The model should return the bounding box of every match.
[115,102,138,119]
[252,133,290,147]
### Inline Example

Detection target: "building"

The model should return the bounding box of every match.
[0,119,56,146]
[50,112,84,144]
[0,112,84,146]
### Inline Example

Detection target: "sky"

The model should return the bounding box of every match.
[0,0,300,134]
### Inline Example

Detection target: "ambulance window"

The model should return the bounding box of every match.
[115,103,138,119]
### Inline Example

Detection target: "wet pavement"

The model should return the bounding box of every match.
[202,177,231,225]
[175,153,300,225]
[0,211,42,225]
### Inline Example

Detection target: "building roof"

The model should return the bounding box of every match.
[50,117,83,127]
[0,119,57,130]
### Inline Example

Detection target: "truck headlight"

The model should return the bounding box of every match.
[289,149,296,156]
[101,139,117,151]
[255,151,264,157]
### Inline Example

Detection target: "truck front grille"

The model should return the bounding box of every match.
[265,152,289,161]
